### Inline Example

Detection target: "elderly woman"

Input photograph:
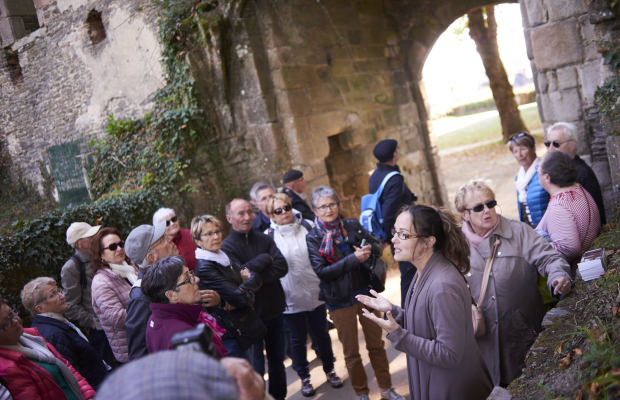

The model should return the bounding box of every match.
[357,205,493,399]
[537,151,601,264]
[141,255,226,357]
[91,227,137,364]
[306,186,403,400]
[191,215,263,359]
[20,277,108,389]
[0,295,95,399]
[153,208,197,270]
[265,193,342,396]
[455,180,572,386]
[509,132,549,227]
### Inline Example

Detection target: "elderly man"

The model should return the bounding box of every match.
[222,199,289,400]
[282,169,315,221]
[60,222,114,365]
[153,207,197,270]
[249,182,275,233]
[546,122,606,224]
[369,139,417,307]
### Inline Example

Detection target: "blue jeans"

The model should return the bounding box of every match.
[223,337,249,360]
[250,315,286,400]
[283,304,335,380]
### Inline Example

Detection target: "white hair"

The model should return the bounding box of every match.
[153,207,175,225]
[548,122,578,142]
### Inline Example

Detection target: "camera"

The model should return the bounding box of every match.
[170,323,220,359]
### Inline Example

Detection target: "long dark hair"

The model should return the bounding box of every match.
[90,227,130,273]
[399,205,470,274]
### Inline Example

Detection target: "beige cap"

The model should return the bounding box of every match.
[66,222,101,245]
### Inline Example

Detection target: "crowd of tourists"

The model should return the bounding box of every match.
[0,121,604,400]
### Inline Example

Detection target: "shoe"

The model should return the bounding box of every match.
[326,369,343,388]
[381,387,405,400]
[359,395,370,400]
[301,377,315,397]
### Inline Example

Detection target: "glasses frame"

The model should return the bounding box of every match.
[200,229,222,238]
[466,200,497,213]
[103,240,125,251]
[175,270,195,290]
[273,205,293,215]
[166,215,179,226]
[36,287,62,305]
[391,229,421,240]
[315,202,339,212]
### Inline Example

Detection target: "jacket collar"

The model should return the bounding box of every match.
[376,163,401,172]
[149,302,202,322]
[491,215,514,241]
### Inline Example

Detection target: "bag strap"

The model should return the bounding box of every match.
[71,254,87,289]
[375,171,400,198]
[477,236,501,307]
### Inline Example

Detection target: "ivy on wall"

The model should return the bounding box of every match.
[594,40,620,136]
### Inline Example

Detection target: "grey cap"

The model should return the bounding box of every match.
[125,221,167,265]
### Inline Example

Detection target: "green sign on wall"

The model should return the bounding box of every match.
[47,139,91,209]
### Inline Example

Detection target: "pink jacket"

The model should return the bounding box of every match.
[0,328,95,399]
[91,268,132,363]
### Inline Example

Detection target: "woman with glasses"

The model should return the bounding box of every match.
[357,205,493,400]
[508,131,549,227]
[0,294,95,399]
[20,277,108,389]
[306,186,403,400]
[140,255,226,356]
[91,227,137,364]
[536,151,601,264]
[455,180,571,387]
[153,207,197,270]
[191,215,263,359]
[265,193,342,397]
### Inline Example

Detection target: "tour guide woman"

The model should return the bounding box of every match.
[357,205,493,400]
[306,185,403,400]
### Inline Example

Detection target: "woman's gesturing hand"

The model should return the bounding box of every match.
[356,289,392,312]
[361,308,399,333]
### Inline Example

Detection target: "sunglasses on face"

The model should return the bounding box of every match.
[544,140,570,148]
[104,241,125,251]
[273,205,292,215]
[166,216,178,226]
[466,200,497,213]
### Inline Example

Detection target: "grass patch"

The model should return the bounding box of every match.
[433,102,543,150]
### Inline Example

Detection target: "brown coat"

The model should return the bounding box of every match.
[465,216,571,385]
[387,252,492,400]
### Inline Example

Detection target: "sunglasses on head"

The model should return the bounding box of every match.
[509,132,528,141]
[543,140,570,148]
[166,216,178,226]
[273,205,292,215]
[104,241,125,251]
[466,200,497,213]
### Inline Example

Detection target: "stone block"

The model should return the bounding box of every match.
[309,84,342,105]
[546,88,583,121]
[286,89,312,116]
[308,110,349,137]
[353,59,387,74]
[280,65,318,89]
[382,107,400,127]
[578,60,605,105]
[557,66,577,90]
[347,30,362,45]
[578,15,600,62]
[530,21,582,70]
[522,0,548,27]
[546,0,586,22]
[331,59,354,76]
[548,71,558,92]
[536,70,548,93]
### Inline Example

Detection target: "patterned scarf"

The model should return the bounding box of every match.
[315,217,348,264]
[198,311,228,358]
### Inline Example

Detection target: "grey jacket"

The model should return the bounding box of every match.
[465,216,571,385]
[387,252,492,400]
[60,251,99,332]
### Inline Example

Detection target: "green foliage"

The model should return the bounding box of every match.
[594,41,620,136]
[0,188,162,319]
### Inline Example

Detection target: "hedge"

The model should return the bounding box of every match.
[0,188,163,321]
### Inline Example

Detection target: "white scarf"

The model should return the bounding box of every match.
[195,248,231,267]
[516,158,540,203]
[39,312,89,343]
[108,261,138,285]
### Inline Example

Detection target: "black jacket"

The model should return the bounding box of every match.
[574,155,606,224]
[32,315,108,389]
[222,229,288,321]
[283,188,315,221]
[125,280,150,361]
[252,212,270,233]
[369,163,416,236]
[306,219,382,308]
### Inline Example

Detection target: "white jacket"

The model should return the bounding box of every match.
[267,220,323,314]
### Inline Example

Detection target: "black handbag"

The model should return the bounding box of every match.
[225,307,267,350]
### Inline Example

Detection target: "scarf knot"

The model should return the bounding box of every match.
[315,217,348,264]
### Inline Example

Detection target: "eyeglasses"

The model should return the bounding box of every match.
[200,230,222,237]
[104,241,125,251]
[316,202,338,212]
[0,308,18,331]
[465,200,497,213]
[391,229,420,240]
[37,288,62,305]
[175,270,195,289]
[273,205,292,215]
[509,132,529,142]
[166,216,178,226]
[544,140,572,148]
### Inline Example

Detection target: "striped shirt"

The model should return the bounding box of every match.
[536,184,601,264]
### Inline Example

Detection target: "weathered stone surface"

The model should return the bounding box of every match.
[578,60,605,106]
[543,88,583,122]
[546,0,586,21]
[556,66,577,90]
[523,0,548,27]
[530,21,583,70]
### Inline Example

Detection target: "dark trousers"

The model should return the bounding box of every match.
[399,261,417,307]
[250,315,286,400]
[89,328,116,369]
[283,304,335,380]
[223,337,250,360]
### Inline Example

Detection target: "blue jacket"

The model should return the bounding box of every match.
[32,314,108,389]
[368,164,417,236]
[515,170,549,227]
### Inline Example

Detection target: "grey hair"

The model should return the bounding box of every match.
[249,182,275,201]
[153,207,175,225]
[548,122,577,142]
[310,185,340,208]
[20,277,57,316]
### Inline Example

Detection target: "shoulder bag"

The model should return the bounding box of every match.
[471,236,501,338]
